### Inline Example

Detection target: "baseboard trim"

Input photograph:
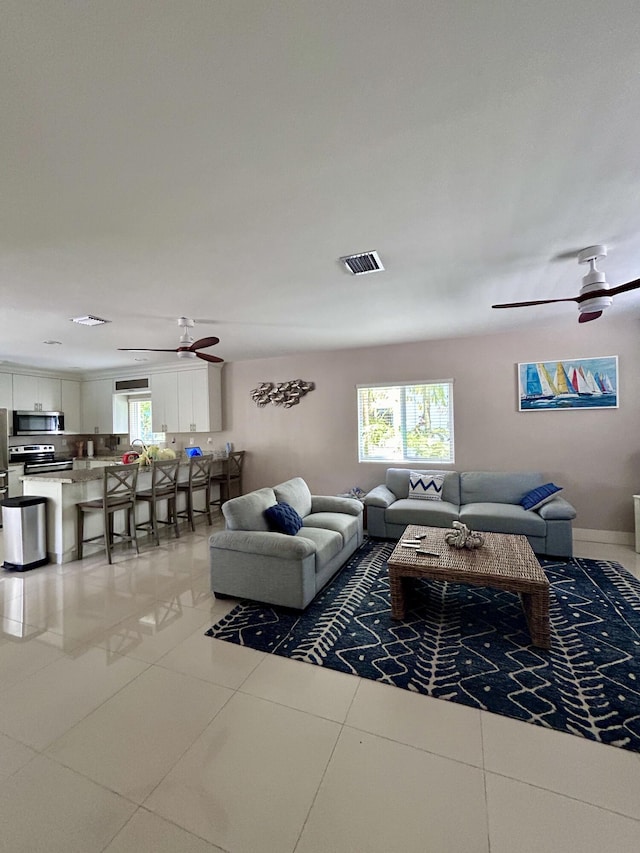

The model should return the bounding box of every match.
[573,528,634,547]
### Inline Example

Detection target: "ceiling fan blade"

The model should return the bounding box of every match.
[196,351,224,364]
[601,277,640,298]
[117,347,178,352]
[492,297,578,309]
[188,336,220,351]
[578,311,603,323]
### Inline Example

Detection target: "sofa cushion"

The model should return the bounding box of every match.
[386,468,460,504]
[459,502,547,536]
[264,501,304,535]
[386,498,459,527]
[296,527,343,568]
[222,487,277,532]
[520,483,563,511]
[408,471,445,501]
[273,477,312,518]
[303,511,360,545]
[460,472,544,505]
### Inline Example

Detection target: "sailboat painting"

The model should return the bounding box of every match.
[518,356,618,411]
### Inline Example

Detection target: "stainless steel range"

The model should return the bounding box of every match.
[10,444,74,475]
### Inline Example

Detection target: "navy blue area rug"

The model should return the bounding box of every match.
[206,538,640,753]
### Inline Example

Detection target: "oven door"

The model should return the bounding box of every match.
[24,460,74,475]
[13,411,65,435]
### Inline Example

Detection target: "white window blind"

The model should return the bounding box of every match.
[357,381,454,464]
[128,396,164,445]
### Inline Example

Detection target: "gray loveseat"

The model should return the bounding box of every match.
[209,477,364,609]
[364,469,576,557]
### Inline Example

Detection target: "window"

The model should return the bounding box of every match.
[128,396,164,446]
[357,381,454,464]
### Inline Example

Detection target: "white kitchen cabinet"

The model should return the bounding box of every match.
[61,379,81,433]
[0,372,12,412]
[81,378,115,434]
[177,366,222,432]
[8,465,23,497]
[12,374,62,411]
[151,371,179,432]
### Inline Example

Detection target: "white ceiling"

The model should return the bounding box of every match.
[2,0,640,373]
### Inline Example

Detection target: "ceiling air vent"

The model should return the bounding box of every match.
[70,315,111,326]
[339,251,384,275]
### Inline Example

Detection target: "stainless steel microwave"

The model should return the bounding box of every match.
[13,410,65,435]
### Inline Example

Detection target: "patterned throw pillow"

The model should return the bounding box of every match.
[264,501,304,535]
[408,472,445,502]
[520,483,563,511]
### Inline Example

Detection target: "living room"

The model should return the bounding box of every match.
[2,2,640,852]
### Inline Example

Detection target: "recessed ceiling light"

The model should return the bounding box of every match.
[339,251,384,275]
[43,340,62,345]
[70,315,111,326]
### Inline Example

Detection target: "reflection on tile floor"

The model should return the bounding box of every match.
[0,524,639,852]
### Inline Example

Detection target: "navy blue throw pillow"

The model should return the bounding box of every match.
[264,501,304,535]
[520,483,562,511]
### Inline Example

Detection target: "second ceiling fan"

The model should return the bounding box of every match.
[492,245,640,323]
[118,316,224,363]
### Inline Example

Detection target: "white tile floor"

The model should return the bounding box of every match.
[0,524,639,853]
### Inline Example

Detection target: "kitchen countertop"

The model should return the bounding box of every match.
[20,456,217,484]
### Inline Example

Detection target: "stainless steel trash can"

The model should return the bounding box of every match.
[1,496,49,571]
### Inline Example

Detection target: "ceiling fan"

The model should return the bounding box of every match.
[492,245,640,323]
[118,316,224,363]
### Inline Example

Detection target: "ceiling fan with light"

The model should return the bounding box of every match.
[118,316,224,362]
[492,245,640,323]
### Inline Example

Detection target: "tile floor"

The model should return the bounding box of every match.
[0,524,639,853]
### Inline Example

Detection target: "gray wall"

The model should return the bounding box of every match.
[207,314,639,535]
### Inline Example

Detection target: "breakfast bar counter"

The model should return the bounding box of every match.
[21,457,229,564]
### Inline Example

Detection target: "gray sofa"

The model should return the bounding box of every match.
[364,469,576,557]
[209,477,364,609]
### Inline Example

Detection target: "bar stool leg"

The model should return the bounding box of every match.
[105,507,113,564]
[77,506,84,560]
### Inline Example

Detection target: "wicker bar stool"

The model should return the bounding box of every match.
[210,450,245,510]
[135,458,181,545]
[76,464,139,564]
[177,455,213,531]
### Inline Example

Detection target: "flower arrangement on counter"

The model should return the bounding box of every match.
[136,444,177,465]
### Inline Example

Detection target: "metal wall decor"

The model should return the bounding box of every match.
[250,379,315,408]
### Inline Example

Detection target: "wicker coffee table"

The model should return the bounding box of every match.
[387,525,551,648]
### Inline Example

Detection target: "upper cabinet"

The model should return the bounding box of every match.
[81,378,115,434]
[151,371,179,433]
[0,372,12,411]
[150,365,222,433]
[13,374,61,411]
[177,366,222,433]
[61,379,81,433]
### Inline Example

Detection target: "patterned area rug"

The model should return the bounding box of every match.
[206,538,640,753]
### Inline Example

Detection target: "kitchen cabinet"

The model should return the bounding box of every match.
[13,374,61,412]
[8,465,23,498]
[61,379,81,433]
[177,366,222,432]
[151,371,179,432]
[0,372,12,411]
[150,366,221,433]
[81,378,115,434]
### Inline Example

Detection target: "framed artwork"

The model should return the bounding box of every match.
[518,356,618,411]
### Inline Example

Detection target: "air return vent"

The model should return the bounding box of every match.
[114,377,150,392]
[339,251,384,275]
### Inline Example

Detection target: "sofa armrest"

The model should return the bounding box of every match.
[311,495,363,516]
[209,530,316,559]
[536,497,577,521]
[364,485,397,508]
